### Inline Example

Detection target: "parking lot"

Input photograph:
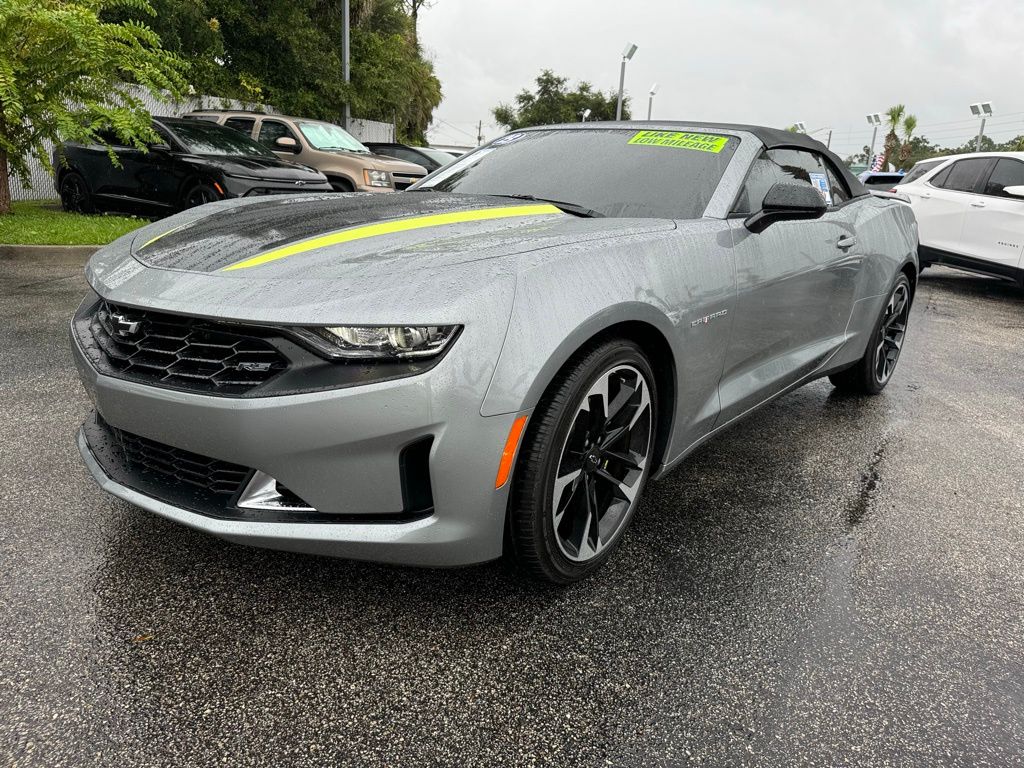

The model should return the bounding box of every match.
[1,250,1022,767]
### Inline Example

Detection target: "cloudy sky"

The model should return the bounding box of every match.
[419,0,1024,157]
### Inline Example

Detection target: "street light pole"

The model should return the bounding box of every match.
[865,113,882,167]
[342,0,350,130]
[615,43,638,121]
[647,83,658,120]
[970,102,994,152]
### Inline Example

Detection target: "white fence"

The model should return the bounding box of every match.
[7,86,395,201]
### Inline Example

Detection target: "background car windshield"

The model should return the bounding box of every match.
[164,119,277,158]
[415,129,739,219]
[299,122,369,153]
[420,147,457,165]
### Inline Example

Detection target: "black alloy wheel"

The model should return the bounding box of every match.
[59,173,93,213]
[509,339,657,583]
[830,272,912,395]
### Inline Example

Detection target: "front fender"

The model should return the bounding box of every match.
[482,299,678,418]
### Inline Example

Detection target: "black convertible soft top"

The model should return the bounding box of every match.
[537,121,868,198]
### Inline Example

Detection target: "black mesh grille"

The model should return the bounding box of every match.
[83,301,287,395]
[116,427,250,496]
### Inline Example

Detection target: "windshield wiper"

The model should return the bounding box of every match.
[491,194,604,218]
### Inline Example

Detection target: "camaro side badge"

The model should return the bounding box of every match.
[691,309,728,328]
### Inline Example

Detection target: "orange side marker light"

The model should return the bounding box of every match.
[494,415,528,489]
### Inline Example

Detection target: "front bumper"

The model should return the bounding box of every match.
[72,331,522,567]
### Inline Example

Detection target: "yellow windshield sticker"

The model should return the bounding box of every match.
[221,204,563,271]
[628,131,729,153]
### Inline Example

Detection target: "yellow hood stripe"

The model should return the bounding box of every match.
[220,203,563,272]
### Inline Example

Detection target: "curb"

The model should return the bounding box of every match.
[0,244,100,259]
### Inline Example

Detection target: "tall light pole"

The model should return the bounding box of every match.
[581,108,592,123]
[342,0,351,130]
[866,113,882,168]
[970,101,993,152]
[615,43,638,121]
[647,83,658,120]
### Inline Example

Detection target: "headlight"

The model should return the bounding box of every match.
[362,169,392,188]
[296,325,461,360]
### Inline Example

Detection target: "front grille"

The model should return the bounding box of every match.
[392,173,425,191]
[114,421,250,496]
[81,301,288,395]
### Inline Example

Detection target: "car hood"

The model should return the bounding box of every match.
[128,193,672,277]
[367,154,428,174]
[185,153,326,181]
[87,193,674,324]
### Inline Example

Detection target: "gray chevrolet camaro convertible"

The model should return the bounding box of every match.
[72,122,918,583]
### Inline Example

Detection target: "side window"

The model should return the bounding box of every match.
[737,148,846,211]
[732,153,782,214]
[824,162,850,204]
[900,160,941,185]
[982,159,1024,198]
[257,120,298,149]
[768,148,838,205]
[933,158,992,193]
[95,128,127,147]
[224,117,255,136]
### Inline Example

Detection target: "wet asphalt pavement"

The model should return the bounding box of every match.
[1,250,1023,767]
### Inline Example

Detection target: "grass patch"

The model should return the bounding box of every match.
[0,200,147,246]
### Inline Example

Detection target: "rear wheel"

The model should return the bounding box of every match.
[59,172,94,213]
[830,273,912,395]
[509,339,657,583]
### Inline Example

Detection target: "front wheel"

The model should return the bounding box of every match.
[508,339,657,583]
[829,273,912,395]
[181,182,221,210]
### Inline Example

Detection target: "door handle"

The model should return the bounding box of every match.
[837,236,857,250]
[970,200,986,208]
[919,193,932,199]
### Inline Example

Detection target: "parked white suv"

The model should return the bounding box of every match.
[899,152,1024,285]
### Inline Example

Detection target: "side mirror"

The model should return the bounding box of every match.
[275,136,299,152]
[744,182,828,234]
[1003,185,1024,199]
[148,142,171,154]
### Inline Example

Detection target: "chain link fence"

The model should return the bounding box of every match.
[7,86,395,201]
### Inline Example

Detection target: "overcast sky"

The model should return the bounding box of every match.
[419,0,1024,157]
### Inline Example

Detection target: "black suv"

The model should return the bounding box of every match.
[55,117,331,215]
[362,142,457,173]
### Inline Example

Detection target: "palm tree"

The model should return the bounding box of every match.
[898,114,918,169]
[881,104,905,169]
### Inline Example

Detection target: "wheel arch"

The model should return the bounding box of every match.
[499,306,679,474]
[324,173,357,191]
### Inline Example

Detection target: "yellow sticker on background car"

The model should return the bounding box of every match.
[628,131,728,153]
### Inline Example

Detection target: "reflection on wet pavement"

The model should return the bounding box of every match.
[2,256,1022,767]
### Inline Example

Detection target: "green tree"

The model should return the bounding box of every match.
[0,0,186,213]
[493,70,627,131]
[880,104,905,170]
[110,0,442,144]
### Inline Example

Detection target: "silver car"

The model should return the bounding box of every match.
[73,122,919,583]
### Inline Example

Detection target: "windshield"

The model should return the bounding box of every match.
[298,122,369,153]
[163,119,277,158]
[413,128,739,219]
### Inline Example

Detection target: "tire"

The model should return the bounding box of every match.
[508,338,658,584]
[59,172,94,214]
[329,178,354,193]
[829,273,912,395]
[181,182,221,210]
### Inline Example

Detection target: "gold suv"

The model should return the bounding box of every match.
[185,111,428,192]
